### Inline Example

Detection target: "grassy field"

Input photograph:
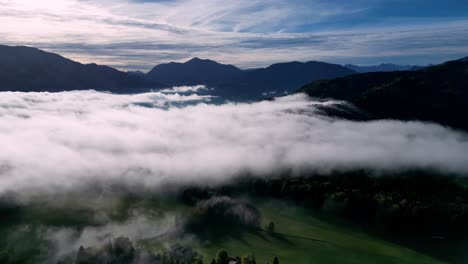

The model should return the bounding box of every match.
[191,199,446,264]
[0,194,450,264]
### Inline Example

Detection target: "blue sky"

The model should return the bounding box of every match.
[0,0,467,71]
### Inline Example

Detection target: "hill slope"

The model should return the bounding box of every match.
[298,60,468,130]
[198,200,446,264]
[0,45,162,93]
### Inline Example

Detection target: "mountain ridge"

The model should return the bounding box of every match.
[145,57,357,100]
[0,45,356,100]
[298,60,468,131]
[216,60,356,100]
[146,57,243,86]
[0,45,163,93]
[344,63,425,73]
[2,44,466,104]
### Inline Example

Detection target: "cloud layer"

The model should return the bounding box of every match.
[0,90,467,196]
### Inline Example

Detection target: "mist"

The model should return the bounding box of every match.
[0,89,467,196]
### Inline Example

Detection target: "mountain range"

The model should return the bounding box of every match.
[298,60,468,131]
[344,63,426,73]
[1,44,467,121]
[145,57,356,100]
[215,61,356,100]
[0,45,356,100]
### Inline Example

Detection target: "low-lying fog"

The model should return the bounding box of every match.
[0,87,467,196]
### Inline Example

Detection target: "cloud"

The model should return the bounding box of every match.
[0,0,467,70]
[0,90,468,197]
[45,214,174,260]
[160,85,211,93]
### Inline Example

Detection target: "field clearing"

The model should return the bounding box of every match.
[193,199,446,264]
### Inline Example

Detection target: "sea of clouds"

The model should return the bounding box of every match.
[0,88,467,195]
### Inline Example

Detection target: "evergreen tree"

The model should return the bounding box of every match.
[216,249,229,264]
[273,257,279,264]
[266,221,275,233]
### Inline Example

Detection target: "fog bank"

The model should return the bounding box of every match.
[0,90,467,195]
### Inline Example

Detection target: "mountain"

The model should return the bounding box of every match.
[298,60,468,131]
[146,57,243,86]
[0,45,356,99]
[0,45,162,93]
[146,58,356,100]
[459,56,468,62]
[217,61,357,100]
[344,63,424,73]
[127,70,145,76]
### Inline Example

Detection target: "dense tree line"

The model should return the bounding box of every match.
[209,248,278,264]
[181,170,468,239]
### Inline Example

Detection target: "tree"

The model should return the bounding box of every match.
[273,257,279,264]
[216,249,229,264]
[241,255,251,264]
[266,221,275,233]
[210,259,216,264]
[197,258,204,264]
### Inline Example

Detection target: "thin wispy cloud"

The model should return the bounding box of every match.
[0,0,467,70]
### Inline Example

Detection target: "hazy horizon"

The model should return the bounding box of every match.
[3,44,453,74]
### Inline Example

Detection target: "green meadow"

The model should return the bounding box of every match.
[190,199,445,264]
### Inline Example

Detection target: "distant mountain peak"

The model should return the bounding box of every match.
[265,61,302,69]
[146,57,242,86]
[188,57,202,61]
[186,57,214,64]
[127,70,145,76]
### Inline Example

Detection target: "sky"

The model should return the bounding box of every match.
[0,0,467,71]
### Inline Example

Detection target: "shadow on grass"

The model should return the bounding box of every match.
[186,224,253,246]
[269,232,296,246]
